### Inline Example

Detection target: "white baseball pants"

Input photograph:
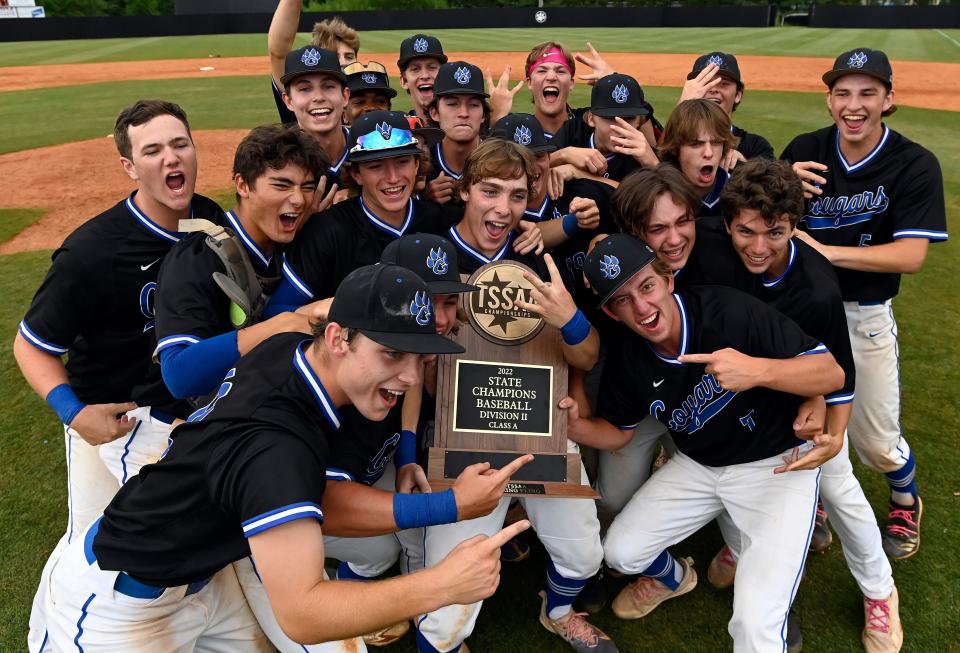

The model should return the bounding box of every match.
[604,447,819,653]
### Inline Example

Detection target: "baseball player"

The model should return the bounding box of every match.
[153,124,327,402]
[280,44,351,185]
[658,98,740,218]
[407,138,611,653]
[343,61,396,125]
[266,111,542,317]
[397,33,449,123]
[573,234,844,651]
[39,263,531,652]
[679,52,775,161]
[16,100,224,651]
[423,61,489,205]
[269,0,360,123]
[781,48,947,559]
[550,73,659,183]
[490,113,612,307]
[705,158,902,652]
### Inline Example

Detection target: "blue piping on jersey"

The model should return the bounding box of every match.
[434,142,463,179]
[447,225,513,265]
[125,192,183,244]
[225,210,271,269]
[701,168,729,210]
[762,239,797,289]
[325,468,355,482]
[360,197,413,238]
[18,320,69,355]
[798,343,828,356]
[294,340,341,429]
[588,133,617,162]
[242,501,324,537]
[893,228,948,241]
[825,391,855,406]
[645,293,688,365]
[779,468,820,650]
[279,253,315,303]
[329,126,350,175]
[835,125,889,174]
[523,194,552,221]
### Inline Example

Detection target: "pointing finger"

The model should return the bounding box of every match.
[676,353,715,365]
[492,454,534,482]
[485,519,532,550]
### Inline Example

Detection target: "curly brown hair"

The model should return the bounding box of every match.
[718,158,805,229]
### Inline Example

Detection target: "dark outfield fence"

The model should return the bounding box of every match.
[0,5,774,42]
[0,4,958,42]
[809,5,960,29]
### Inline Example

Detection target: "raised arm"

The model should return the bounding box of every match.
[268,0,302,89]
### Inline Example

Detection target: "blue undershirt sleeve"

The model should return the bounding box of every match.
[159,331,241,400]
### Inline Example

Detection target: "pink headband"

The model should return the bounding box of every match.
[527,48,573,78]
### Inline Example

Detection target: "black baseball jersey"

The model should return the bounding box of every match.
[93,333,335,586]
[733,125,774,160]
[674,216,758,293]
[597,286,826,466]
[155,210,280,362]
[424,142,470,207]
[282,196,460,301]
[551,120,641,183]
[751,238,855,406]
[325,126,351,184]
[329,404,402,486]
[19,192,223,414]
[547,103,663,143]
[781,124,948,302]
[447,224,564,289]
[523,179,616,315]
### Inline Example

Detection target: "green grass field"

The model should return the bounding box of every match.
[1,27,959,652]
[1,27,959,66]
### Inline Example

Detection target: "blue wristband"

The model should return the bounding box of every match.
[394,429,418,468]
[561,212,580,237]
[560,309,591,346]
[393,489,458,529]
[46,383,86,426]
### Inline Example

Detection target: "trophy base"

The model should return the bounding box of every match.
[427,448,599,498]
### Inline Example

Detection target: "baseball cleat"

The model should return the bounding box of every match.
[882,496,922,560]
[706,545,737,589]
[862,586,903,653]
[610,557,697,620]
[361,619,410,647]
[539,591,619,652]
[809,500,833,553]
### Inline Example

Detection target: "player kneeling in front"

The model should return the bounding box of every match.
[568,235,844,652]
[40,264,529,652]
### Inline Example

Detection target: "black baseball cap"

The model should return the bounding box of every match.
[433,61,489,98]
[281,45,346,86]
[822,48,893,88]
[398,34,448,71]
[688,52,742,87]
[490,113,557,154]
[346,68,398,99]
[329,264,464,354]
[583,234,657,307]
[347,111,423,163]
[380,234,478,295]
[590,73,648,118]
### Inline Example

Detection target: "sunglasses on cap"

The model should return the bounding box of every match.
[350,126,420,155]
[343,61,389,75]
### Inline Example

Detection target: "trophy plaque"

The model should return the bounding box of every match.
[428,260,597,498]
